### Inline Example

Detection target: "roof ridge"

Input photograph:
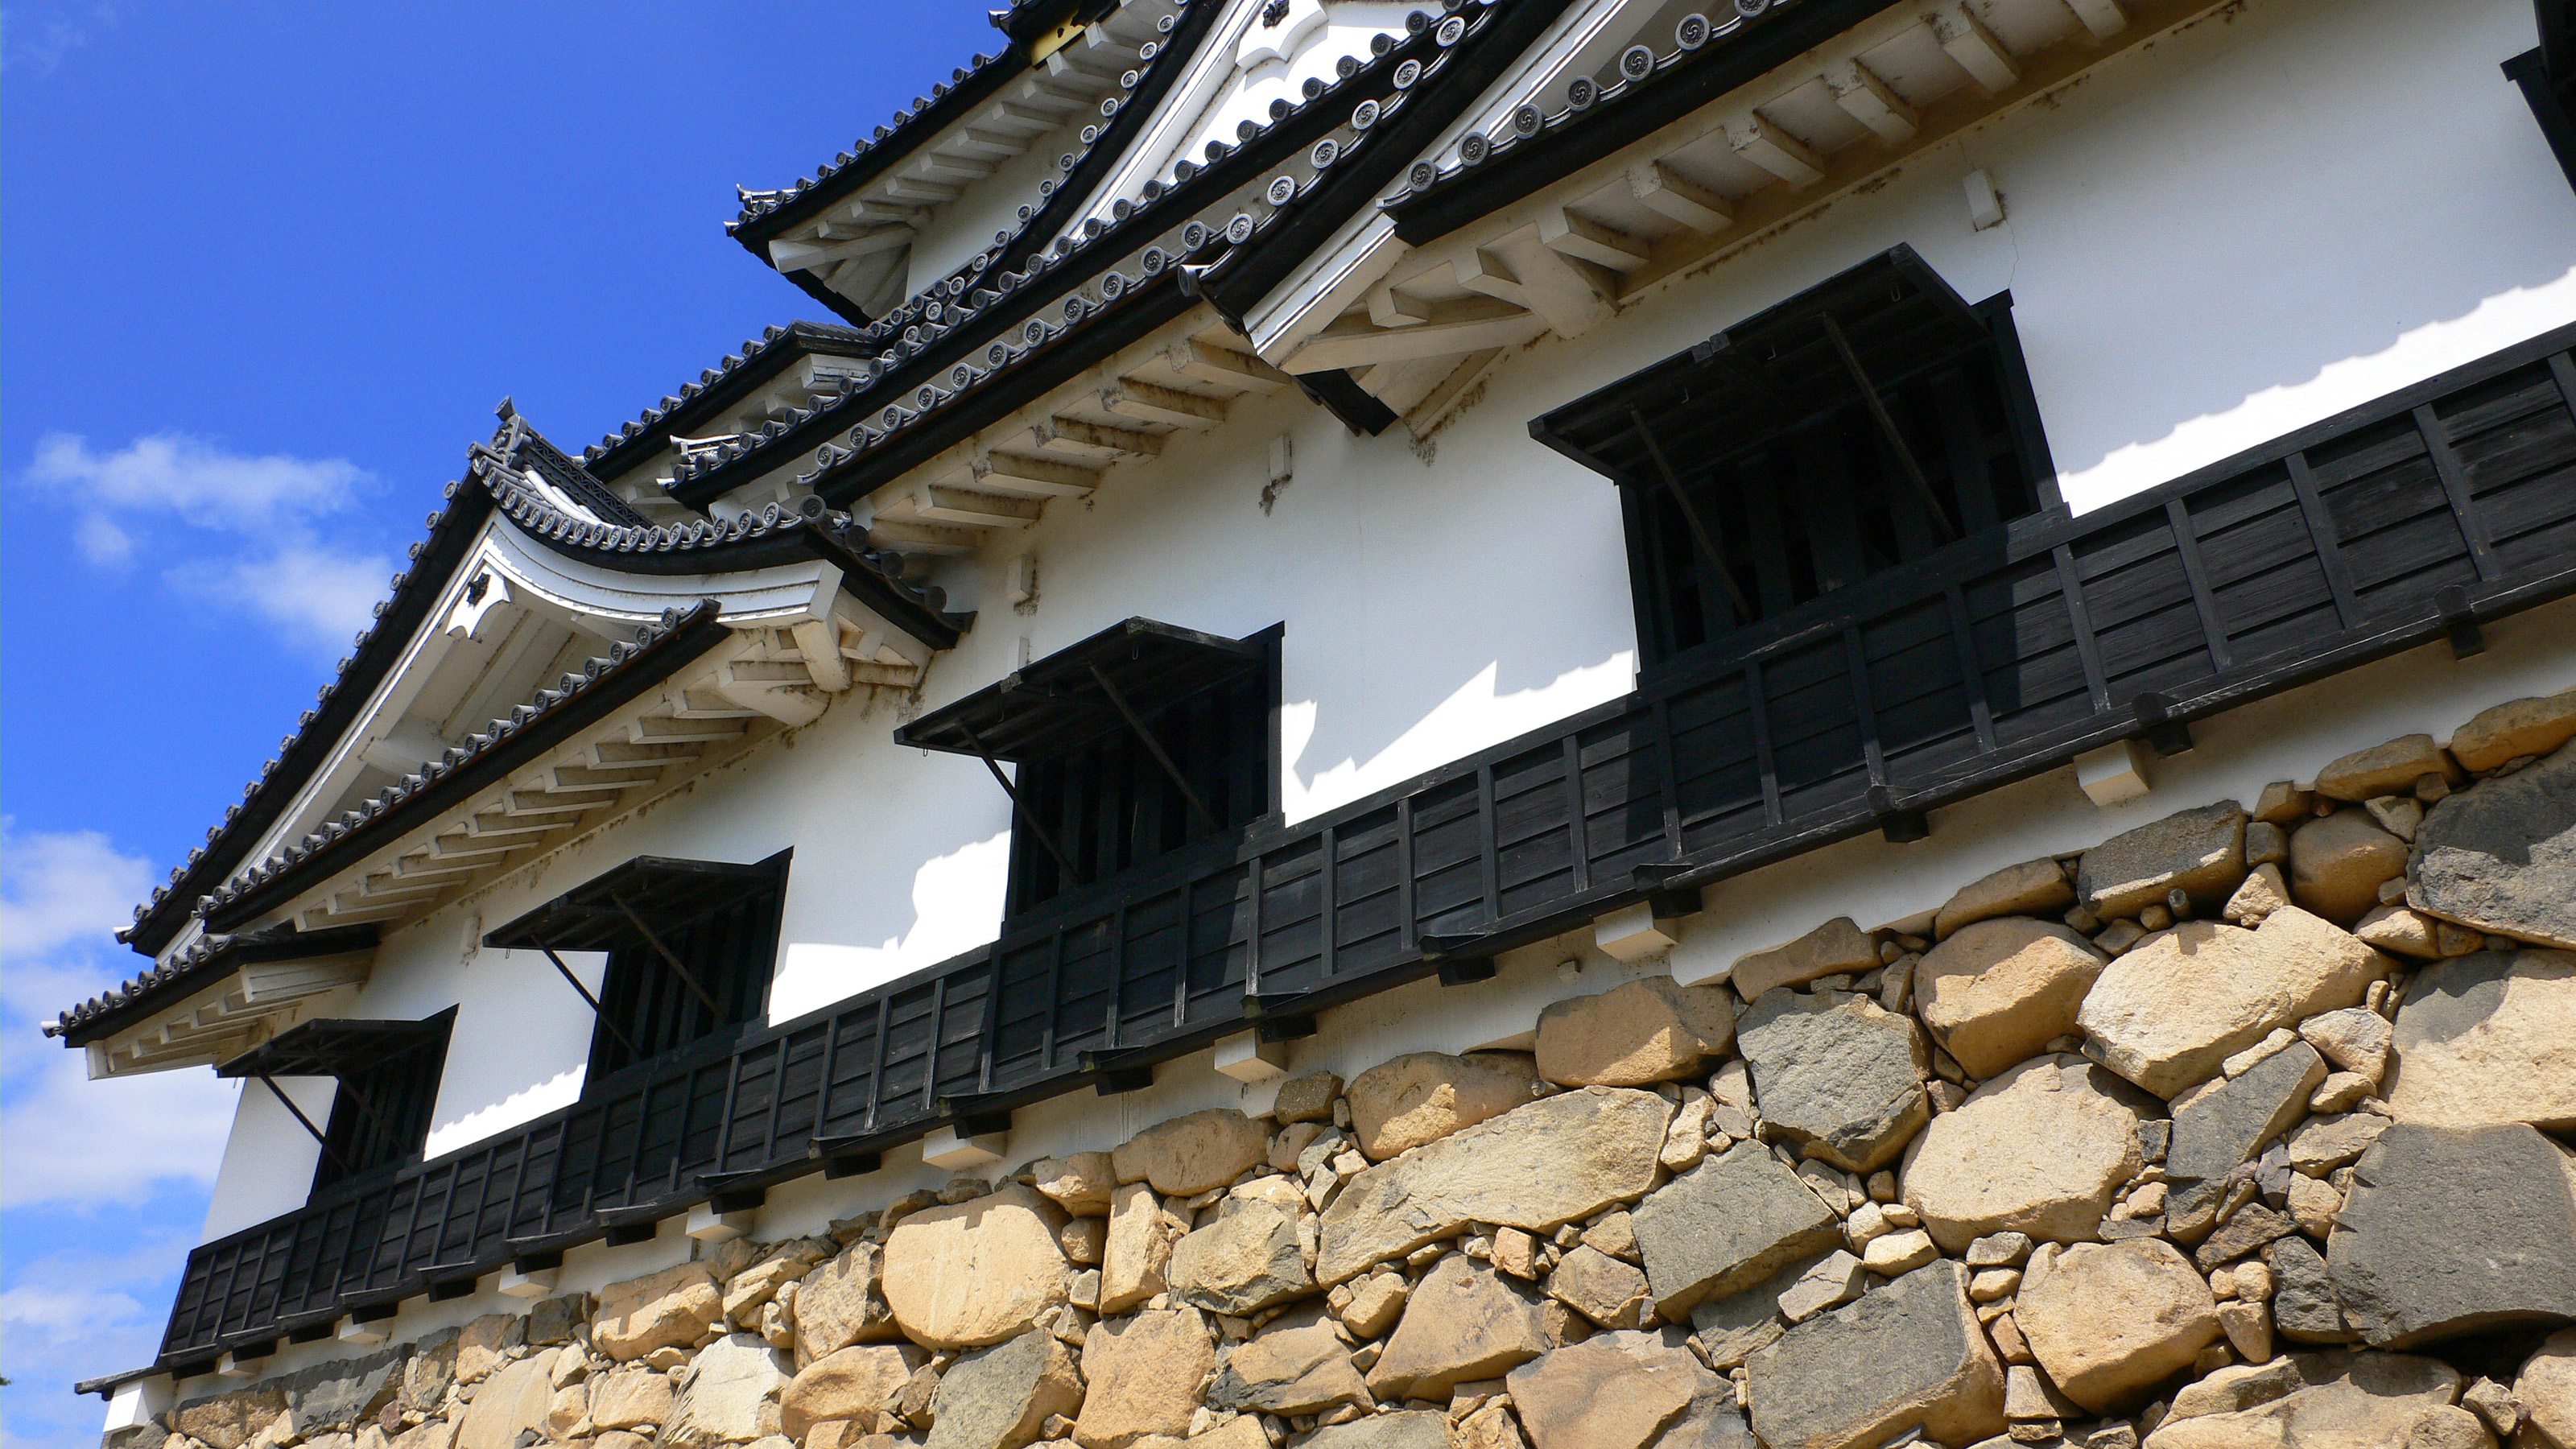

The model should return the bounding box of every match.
[583,320,873,474]
[675,2,1483,508]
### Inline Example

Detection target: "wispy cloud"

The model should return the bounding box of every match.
[0,819,236,1212]
[0,2,122,76]
[24,431,397,657]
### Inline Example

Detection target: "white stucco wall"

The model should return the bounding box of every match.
[189,0,2576,1245]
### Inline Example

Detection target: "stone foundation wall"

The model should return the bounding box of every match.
[143,692,2576,1449]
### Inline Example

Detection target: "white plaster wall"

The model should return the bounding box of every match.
[191,0,2576,1241]
[202,1075,324,1241]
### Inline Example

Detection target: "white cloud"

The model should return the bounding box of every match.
[0,821,236,1212]
[22,432,394,658]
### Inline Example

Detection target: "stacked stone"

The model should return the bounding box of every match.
[139,692,2576,1449]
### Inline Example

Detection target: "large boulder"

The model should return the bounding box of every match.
[2016,1240,2220,1413]
[167,1387,290,1449]
[2078,802,2248,919]
[1632,1141,1842,1315]
[2140,1349,2462,1448]
[881,1183,1072,1349]
[1505,1331,1712,1449]
[2384,949,2576,1130]
[2448,691,2576,773]
[1534,979,1736,1088]
[1318,1087,1670,1283]
[2316,733,2462,801]
[1915,918,2107,1079]
[1734,990,1927,1174]
[923,1331,1084,1449]
[1205,1307,1369,1417]
[453,1351,559,1449]
[662,1336,790,1449]
[2291,812,2413,925]
[1113,1108,1269,1196]
[1346,1051,1550,1158]
[1744,1261,2007,1449]
[1028,1153,1118,1216]
[282,1347,407,1435]
[1901,1055,2156,1253]
[1072,1307,1212,1449]
[1934,859,2076,941]
[595,1262,722,1361]
[1731,919,1880,1002]
[2165,1040,2329,1234]
[2520,1327,2576,1448]
[780,1344,928,1441]
[1169,1195,1311,1315]
[1098,1180,1180,1316]
[1367,1254,1550,1401]
[793,1240,902,1369]
[588,1364,676,1431]
[2328,1121,2576,1348]
[2076,906,2388,1098]
[2409,739,2576,949]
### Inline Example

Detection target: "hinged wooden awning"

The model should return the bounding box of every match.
[1530,246,1988,487]
[482,855,790,955]
[215,1015,451,1080]
[893,617,1265,763]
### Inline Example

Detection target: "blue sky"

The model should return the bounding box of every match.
[1,4,989,1443]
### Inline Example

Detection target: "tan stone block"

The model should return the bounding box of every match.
[1732,918,1880,1002]
[792,1241,900,1371]
[2291,811,2412,925]
[2316,733,2462,802]
[1936,860,2078,941]
[2449,691,2576,774]
[881,1183,1072,1350]
[1534,980,1736,1088]
[2076,908,2388,1099]
[456,1352,562,1449]
[1917,918,2108,1080]
[1100,1181,1182,1316]
[1072,1308,1212,1449]
[596,1265,722,1363]
[777,1346,924,1443]
[1030,1153,1118,1216]
[1113,1110,1269,1197]
[1902,1055,2154,1253]
[1346,1051,1551,1159]
[1368,1256,1548,1402]
[2015,1240,2219,1414]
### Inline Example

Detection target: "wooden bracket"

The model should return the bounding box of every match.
[2437,584,2485,658]
[1436,959,1496,987]
[823,1152,882,1179]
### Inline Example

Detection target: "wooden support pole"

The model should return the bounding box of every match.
[1819,316,1958,543]
[1088,665,1220,832]
[960,723,1082,886]
[1629,405,1755,625]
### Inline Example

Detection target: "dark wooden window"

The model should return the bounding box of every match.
[587,873,784,1080]
[1005,657,1274,914]
[1533,246,2058,675]
[893,620,1282,920]
[310,1010,453,1193]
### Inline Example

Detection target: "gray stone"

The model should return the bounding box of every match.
[2328,1121,2576,1348]
[2385,949,2576,1130]
[1206,1306,1369,1417]
[1318,1087,1671,1283]
[1744,1261,2008,1449]
[1653,1387,1756,1449]
[1736,990,1930,1174]
[1687,1253,1839,1370]
[526,1293,588,1347]
[2166,1041,2329,1234]
[2193,1203,2299,1274]
[1633,1141,1843,1315]
[2142,1350,2463,1448]
[2409,740,2576,949]
[923,1331,1084,1449]
[2078,802,2249,920]
[2270,1236,2359,1344]
[1169,1196,1311,1315]
[283,1348,408,1435]
[401,1329,458,1414]
[1300,1411,1455,1449]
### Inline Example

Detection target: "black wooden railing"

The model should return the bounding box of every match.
[155,324,2576,1368]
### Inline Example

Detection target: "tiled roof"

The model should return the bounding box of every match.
[584,322,874,482]
[1377,0,1823,221]
[675,3,1488,510]
[192,599,725,931]
[729,48,1025,237]
[43,924,381,1046]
